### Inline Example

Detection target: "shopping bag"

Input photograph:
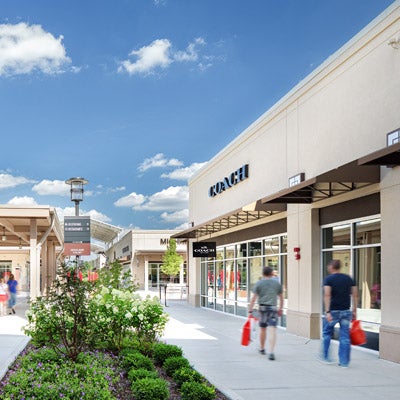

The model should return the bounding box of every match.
[241,315,258,346]
[350,319,366,346]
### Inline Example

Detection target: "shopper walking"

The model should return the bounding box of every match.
[248,266,283,360]
[0,277,8,316]
[321,259,358,367]
[7,273,18,314]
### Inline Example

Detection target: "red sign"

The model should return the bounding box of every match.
[64,243,91,256]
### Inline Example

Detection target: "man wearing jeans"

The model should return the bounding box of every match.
[321,259,358,367]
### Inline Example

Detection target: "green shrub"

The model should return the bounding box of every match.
[172,366,203,387]
[128,367,159,382]
[131,377,169,400]
[163,356,190,377]
[120,336,155,357]
[121,352,155,371]
[180,381,216,400]
[153,342,183,366]
[0,348,120,399]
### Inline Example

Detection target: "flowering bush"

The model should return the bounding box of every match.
[89,287,169,350]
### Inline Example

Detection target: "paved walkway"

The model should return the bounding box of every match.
[1,294,400,400]
[161,300,400,400]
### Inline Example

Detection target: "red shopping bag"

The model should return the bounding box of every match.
[241,315,257,346]
[350,319,366,346]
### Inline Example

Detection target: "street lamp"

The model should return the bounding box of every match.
[65,177,88,216]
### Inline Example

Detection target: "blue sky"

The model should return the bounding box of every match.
[0,0,395,232]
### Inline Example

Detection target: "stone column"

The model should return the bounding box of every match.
[380,167,400,363]
[286,205,321,339]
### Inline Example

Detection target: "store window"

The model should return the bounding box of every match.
[200,233,287,322]
[321,216,381,350]
[0,261,12,280]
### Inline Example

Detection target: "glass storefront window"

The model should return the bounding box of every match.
[238,243,247,258]
[264,237,279,255]
[323,224,351,248]
[321,217,381,346]
[200,234,287,321]
[355,219,381,245]
[249,241,262,257]
[225,245,235,259]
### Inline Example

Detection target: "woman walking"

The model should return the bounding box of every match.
[7,274,18,314]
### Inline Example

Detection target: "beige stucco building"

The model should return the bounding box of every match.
[105,230,187,291]
[174,1,400,363]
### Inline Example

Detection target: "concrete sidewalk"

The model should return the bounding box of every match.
[161,300,400,400]
[0,292,30,381]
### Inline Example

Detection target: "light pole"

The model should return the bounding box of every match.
[65,177,89,274]
[65,177,88,217]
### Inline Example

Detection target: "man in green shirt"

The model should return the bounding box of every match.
[249,266,283,360]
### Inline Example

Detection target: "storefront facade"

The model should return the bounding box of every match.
[174,2,400,363]
[106,230,187,291]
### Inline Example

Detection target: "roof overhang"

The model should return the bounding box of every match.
[357,142,400,167]
[172,202,286,240]
[262,161,380,204]
[0,205,63,248]
[90,219,122,244]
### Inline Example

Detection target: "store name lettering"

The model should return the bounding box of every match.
[208,164,249,197]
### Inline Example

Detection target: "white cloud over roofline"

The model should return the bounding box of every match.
[161,162,207,180]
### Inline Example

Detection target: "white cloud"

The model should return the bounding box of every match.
[138,153,183,173]
[161,162,207,180]
[114,192,146,208]
[118,38,172,75]
[119,36,210,75]
[134,186,188,212]
[0,22,71,76]
[0,173,36,189]
[160,209,189,223]
[174,37,206,62]
[32,179,70,196]
[7,196,38,206]
[56,207,112,223]
[174,221,191,231]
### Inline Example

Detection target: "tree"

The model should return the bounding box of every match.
[161,239,183,282]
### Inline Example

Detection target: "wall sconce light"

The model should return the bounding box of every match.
[19,238,22,249]
[388,37,400,49]
[2,227,6,242]
[294,247,301,260]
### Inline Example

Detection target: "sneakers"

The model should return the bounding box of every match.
[317,356,335,365]
[268,353,275,361]
[338,364,349,368]
[259,349,266,355]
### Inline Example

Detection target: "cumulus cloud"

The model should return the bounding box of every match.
[114,186,188,213]
[161,162,207,180]
[7,196,38,206]
[0,22,71,76]
[114,192,146,208]
[160,209,189,224]
[0,173,36,189]
[134,186,188,212]
[138,153,183,173]
[118,38,172,75]
[56,206,112,223]
[32,179,70,196]
[174,37,206,62]
[119,37,207,75]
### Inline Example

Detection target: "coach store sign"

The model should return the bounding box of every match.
[192,242,216,257]
[208,164,249,197]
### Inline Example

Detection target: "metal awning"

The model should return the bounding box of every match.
[172,202,286,239]
[90,219,122,244]
[262,161,380,204]
[357,142,400,167]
